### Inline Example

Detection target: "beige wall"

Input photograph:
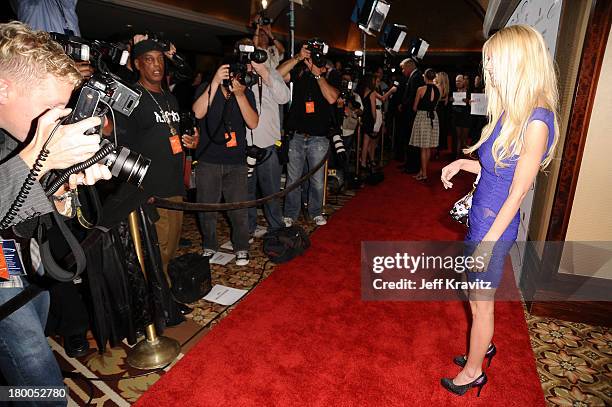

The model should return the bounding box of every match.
[528,0,593,255]
[563,31,612,279]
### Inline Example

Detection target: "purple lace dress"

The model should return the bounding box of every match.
[465,107,555,285]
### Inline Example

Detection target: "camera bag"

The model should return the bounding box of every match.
[168,253,212,303]
[263,225,310,264]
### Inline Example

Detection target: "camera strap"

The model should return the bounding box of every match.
[37,211,86,282]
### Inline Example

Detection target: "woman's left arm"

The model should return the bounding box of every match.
[481,120,549,241]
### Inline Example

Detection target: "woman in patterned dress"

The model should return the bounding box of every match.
[409,68,440,181]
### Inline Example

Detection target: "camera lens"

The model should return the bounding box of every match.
[105,146,151,188]
[251,49,268,64]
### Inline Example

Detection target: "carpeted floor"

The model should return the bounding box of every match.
[134,163,545,406]
[53,160,612,407]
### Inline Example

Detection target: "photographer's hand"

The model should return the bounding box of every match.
[164,42,177,60]
[76,61,94,79]
[230,77,247,96]
[298,45,310,62]
[304,58,322,76]
[213,64,230,86]
[19,108,102,179]
[133,34,148,45]
[52,165,112,217]
[182,127,199,149]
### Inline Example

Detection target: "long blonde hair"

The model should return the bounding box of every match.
[464,24,559,170]
[436,71,450,100]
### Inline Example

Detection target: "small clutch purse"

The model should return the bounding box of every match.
[449,172,481,226]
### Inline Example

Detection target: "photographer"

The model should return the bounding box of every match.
[278,41,340,227]
[338,72,363,157]
[0,21,111,391]
[113,38,198,283]
[252,17,284,69]
[247,41,291,235]
[192,43,259,266]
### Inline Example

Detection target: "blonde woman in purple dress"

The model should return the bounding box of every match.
[440,24,560,396]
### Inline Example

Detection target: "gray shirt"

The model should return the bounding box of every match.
[0,131,53,228]
[249,68,291,148]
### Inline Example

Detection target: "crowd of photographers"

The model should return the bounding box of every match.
[0,4,487,396]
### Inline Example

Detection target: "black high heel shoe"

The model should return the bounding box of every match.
[441,372,487,397]
[453,343,497,368]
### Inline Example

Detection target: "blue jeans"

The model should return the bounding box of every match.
[0,282,66,405]
[284,134,329,220]
[248,146,284,233]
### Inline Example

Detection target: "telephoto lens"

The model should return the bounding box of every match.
[332,133,347,162]
[247,156,256,178]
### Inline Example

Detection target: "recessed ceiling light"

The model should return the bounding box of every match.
[126,24,132,28]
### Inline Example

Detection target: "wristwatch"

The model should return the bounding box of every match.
[313,74,321,80]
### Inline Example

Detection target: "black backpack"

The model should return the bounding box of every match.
[168,253,212,303]
[263,225,311,263]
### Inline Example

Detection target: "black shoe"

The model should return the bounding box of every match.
[64,333,90,358]
[441,372,487,397]
[453,343,497,368]
[176,301,193,316]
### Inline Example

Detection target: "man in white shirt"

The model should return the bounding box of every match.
[253,23,285,70]
[247,41,291,234]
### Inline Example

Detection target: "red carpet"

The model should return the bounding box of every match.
[136,161,545,407]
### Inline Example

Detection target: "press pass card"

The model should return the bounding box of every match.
[0,240,25,278]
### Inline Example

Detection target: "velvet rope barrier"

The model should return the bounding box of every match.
[152,148,330,212]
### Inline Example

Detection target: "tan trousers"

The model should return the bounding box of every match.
[154,195,184,286]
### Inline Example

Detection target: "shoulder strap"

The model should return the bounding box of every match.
[37,212,86,282]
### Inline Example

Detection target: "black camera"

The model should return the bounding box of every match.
[67,73,150,187]
[50,32,129,71]
[251,11,273,29]
[180,111,197,137]
[305,38,329,68]
[225,44,267,88]
[253,15,273,27]
[340,80,361,109]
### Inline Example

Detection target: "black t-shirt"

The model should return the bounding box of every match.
[286,68,339,136]
[115,85,184,198]
[195,85,257,165]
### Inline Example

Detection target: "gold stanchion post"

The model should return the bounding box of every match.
[126,211,180,370]
[355,124,362,177]
[380,123,385,165]
[322,158,329,215]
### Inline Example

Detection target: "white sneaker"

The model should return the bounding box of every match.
[202,249,216,257]
[235,251,250,266]
[283,217,294,227]
[313,215,327,226]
